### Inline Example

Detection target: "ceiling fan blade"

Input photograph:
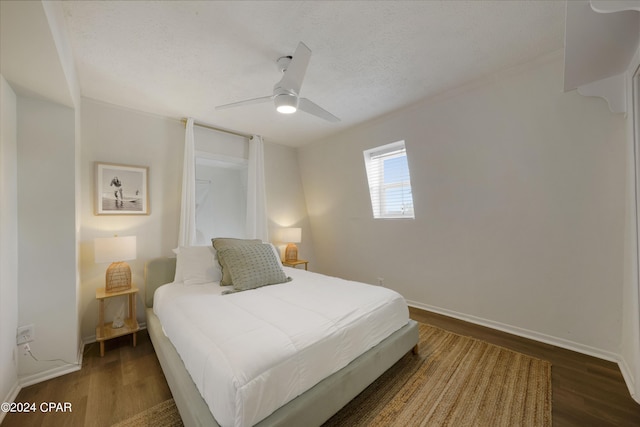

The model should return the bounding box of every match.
[277,42,312,94]
[298,98,340,122]
[215,95,273,110]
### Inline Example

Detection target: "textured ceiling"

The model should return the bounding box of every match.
[60,1,566,147]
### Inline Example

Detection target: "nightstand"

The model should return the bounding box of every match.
[95,286,140,357]
[282,259,309,270]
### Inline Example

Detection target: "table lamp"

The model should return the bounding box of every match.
[95,235,136,293]
[281,228,301,262]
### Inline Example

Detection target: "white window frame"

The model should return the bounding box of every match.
[363,140,415,219]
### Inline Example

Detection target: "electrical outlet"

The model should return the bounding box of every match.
[22,343,30,357]
[16,324,35,345]
[377,277,384,286]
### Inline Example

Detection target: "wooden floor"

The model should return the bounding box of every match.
[4,308,640,426]
[2,332,172,427]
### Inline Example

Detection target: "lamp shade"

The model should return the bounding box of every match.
[281,228,301,243]
[95,236,136,263]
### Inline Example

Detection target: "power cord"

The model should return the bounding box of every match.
[21,343,80,366]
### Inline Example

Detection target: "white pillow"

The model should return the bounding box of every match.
[172,247,182,282]
[268,243,282,261]
[174,246,222,285]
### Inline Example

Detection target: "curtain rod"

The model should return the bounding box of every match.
[181,118,253,140]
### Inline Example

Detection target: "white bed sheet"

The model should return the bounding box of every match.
[153,267,409,427]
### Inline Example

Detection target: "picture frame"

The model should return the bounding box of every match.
[95,162,149,215]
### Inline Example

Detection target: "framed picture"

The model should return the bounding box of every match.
[95,162,149,215]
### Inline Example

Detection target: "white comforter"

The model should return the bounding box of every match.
[153,267,409,427]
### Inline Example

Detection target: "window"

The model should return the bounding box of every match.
[195,153,248,245]
[363,140,415,219]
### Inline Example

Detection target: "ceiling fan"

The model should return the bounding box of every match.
[216,42,340,122]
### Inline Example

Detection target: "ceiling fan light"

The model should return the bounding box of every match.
[277,105,297,114]
[274,94,298,114]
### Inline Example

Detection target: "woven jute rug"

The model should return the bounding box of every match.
[111,398,183,427]
[115,323,551,427]
[324,323,552,426]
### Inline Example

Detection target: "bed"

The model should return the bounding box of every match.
[144,243,419,427]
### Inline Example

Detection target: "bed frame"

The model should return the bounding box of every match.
[144,257,419,427]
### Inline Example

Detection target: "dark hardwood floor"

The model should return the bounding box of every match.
[3,308,640,426]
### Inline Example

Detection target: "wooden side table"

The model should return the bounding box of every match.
[95,286,140,357]
[282,259,309,270]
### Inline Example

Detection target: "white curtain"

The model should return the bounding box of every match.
[178,118,197,247]
[246,135,269,242]
[195,179,211,245]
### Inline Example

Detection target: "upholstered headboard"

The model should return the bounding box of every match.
[144,257,176,308]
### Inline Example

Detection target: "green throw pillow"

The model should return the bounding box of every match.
[212,238,261,285]
[217,243,291,293]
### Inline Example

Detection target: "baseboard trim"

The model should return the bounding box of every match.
[8,327,150,402]
[0,380,21,424]
[17,336,87,388]
[76,337,85,367]
[2,339,86,418]
[18,362,81,388]
[618,355,640,404]
[407,300,621,363]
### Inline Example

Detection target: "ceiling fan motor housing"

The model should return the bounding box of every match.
[216,42,339,121]
[274,92,298,113]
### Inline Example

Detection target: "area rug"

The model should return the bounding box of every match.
[324,323,552,426]
[111,398,183,427]
[113,323,551,427]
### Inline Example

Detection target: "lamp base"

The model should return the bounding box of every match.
[105,261,132,293]
[284,243,298,262]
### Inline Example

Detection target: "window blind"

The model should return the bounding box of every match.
[363,141,414,219]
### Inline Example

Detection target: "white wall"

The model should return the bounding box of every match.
[621,42,640,403]
[79,99,184,339]
[1,0,84,389]
[298,52,626,358]
[0,75,19,414]
[79,99,311,339]
[265,142,316,266]
[16,95,80,379]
